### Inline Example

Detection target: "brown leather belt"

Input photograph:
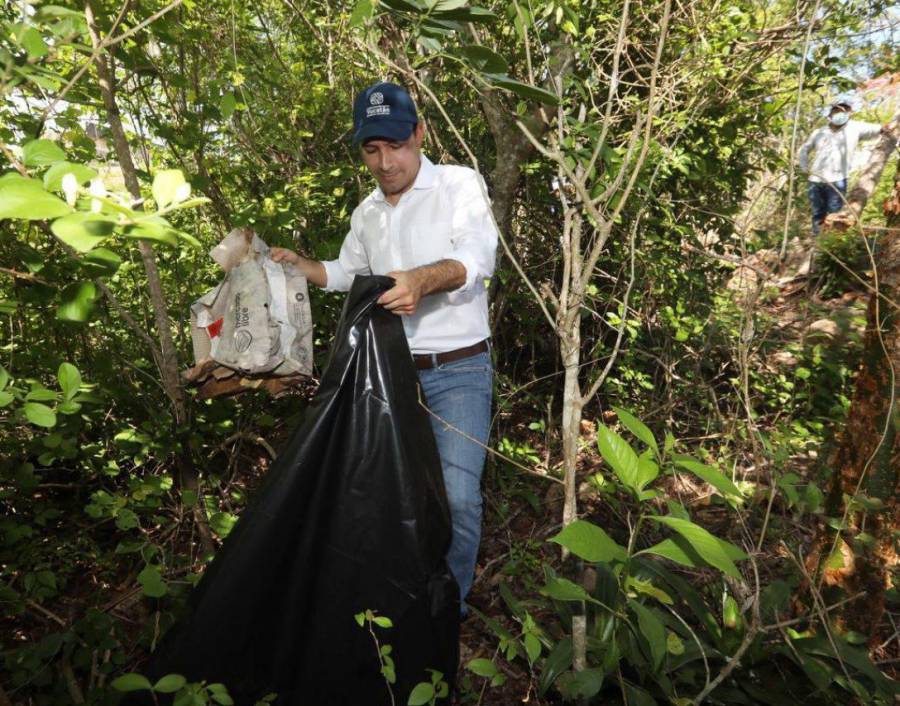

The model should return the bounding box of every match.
[413,340,489,370]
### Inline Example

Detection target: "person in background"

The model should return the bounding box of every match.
[270,82,498,612]
[798,98,884,235]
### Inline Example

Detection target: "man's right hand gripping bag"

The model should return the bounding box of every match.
[134,276,459,705]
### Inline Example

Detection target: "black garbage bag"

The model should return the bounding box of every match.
[134,275,459,705]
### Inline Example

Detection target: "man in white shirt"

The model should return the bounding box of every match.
[798,99,884,234]
[271,82,498,608]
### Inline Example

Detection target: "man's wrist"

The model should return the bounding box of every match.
[409,266,431,296]
[294,256,327,288]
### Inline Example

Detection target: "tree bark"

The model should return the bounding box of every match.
[479,89,540,235]
[560,327,583,528]
[817,159,900,639]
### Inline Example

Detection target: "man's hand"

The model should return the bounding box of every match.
[270,247,301,266]
[378,260,466,315]
[379,270,426,316]
[269,247,327,288]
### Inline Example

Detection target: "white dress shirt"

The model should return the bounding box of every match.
[798,120,882,183]
[322,155,498,354]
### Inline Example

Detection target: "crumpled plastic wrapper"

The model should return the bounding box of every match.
[183,227,313,398]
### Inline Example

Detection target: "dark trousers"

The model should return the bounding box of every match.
[808,179,847,235]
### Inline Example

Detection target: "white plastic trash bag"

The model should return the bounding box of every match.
[190,228,313,377]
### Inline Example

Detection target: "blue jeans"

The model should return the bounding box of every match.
[809,179,847,235]
[417,350,492,604]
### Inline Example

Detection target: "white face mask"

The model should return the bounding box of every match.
[829,111,850,127]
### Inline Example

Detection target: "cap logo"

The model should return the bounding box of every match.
[370,92,384,105]
[366,104,390,118]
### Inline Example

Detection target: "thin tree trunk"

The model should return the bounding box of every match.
[84,1,186,428]
[84,1,212,554]
[560,330,583,528]
[816,159,900,639]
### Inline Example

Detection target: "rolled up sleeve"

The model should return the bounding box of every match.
[321,214,370,292]
[445,171,498,292]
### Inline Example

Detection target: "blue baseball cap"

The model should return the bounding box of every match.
[352,82,418,146]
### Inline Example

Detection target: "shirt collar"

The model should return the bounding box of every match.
[372,153,437,202]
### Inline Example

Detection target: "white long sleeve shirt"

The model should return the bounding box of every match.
[798,120,882,183]
[322,155,498,354]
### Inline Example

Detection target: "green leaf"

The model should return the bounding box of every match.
[824,542,846,570]
[558,668,605,698]
[0,176,71,220]
[57,362,81,400]
[549,520,627,563]
[23,139,65,167]
[467,658,499,678]
[20,28,48,59]
[626,576,673,605]
[613,407,659,457]
[673,455,742,499]
[57,281,98,322]
[115,508,139,531]
[407,682,434,705]
[51,212,115,252]
[723,595,741,629]
[541,576,594,603]
[538,637,572,695]
[379,0,426,11]
[349,0,374,27]
[624,682,658,706]
[44,161,98,192]
[0,366,8,390]
[524,632,541,664]
[482,73,559,105]
[373,615,393,628]
[636,454,659,488]
[455,45,508,73]
[648,516,746,578]
[432,0,467,9]
[210,511,238,538]
[123,218,179,245]
[630,599,666,671]
[110,673,153,692]
[91,194,137,219]
[137,564,167,598]
[24,402,56,427]
[639,536,702,569]
[153,674,186,693]
[219,92,237,120]
[434,5,497,21]
[667,631,685,655]
[597,425,641,492]
[26,387,56,401]
[81,247,122,277]
[174,229,203,249]
[0,391,13,407]
[152,169,187,209]
[664,432,676,455]
[166,196,210,215]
